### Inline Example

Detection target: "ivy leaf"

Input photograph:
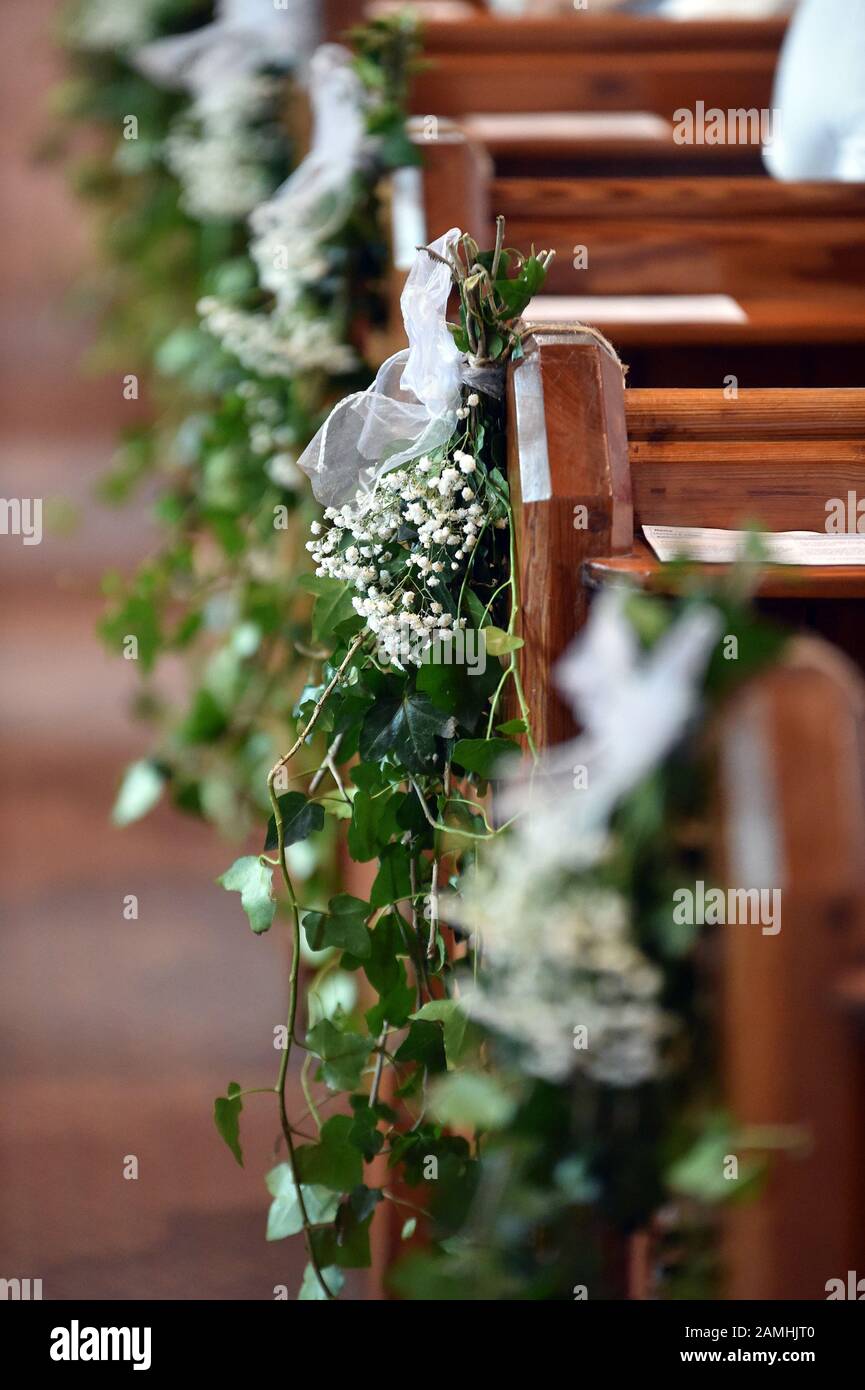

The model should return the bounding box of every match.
[265,1163,339,1241]
[360,692,456,773]
[263,791,325,851]
[296,1115,364,1191]
[668,1124,763,1202]
[370,842,413,908]
[417,655,499,734]
[412,999,473,1069]
[306,1018,372,1091]
[348,788,400,861]
[364,911,411,994]
[310,577,362,643]
[347,1107,384,1162]
[429,1072,517,1131]
[218,856,275,935]
[213,1081,243,1167]
[493,256,548,318]
[298,1263,345,1300]
[482,625,524,657]
[303,894,371,958]
[180,687,228,744]
[112,759,165,827]
[496,717,527,735]
[349,1183,383,1221]
[395,1019,446,1071]
[364,961,416,1033]
[311,1206,373,1269]
[452,737,518,779]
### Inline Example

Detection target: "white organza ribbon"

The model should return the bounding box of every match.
[133,0,320,97]
[249,44,367,290]
[298,229,472,506]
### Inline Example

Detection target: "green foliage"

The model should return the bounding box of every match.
[263,793,325,852]
[303,895,371,957]
[213,1082,243,1167]
[112,759,166,826]
[217,857,275,935]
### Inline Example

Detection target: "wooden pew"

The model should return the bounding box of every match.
[507,331,865,735]
[411,13,786,126]
[714,642,865,1300]
[507,331,865,1298]
[411,133,865,384]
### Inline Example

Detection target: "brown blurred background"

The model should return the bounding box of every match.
[0,0,319,1301]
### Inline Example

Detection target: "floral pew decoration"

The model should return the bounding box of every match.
[216,220,796,1298]
[55,3,421,841]
[214,222,558,1296]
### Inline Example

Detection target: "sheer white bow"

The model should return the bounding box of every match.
[249,45,369,309]
[497,589,723,868]
[297,229,471,506]
[134,0,320,98]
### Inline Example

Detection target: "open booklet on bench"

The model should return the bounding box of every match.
[643,525,865,565]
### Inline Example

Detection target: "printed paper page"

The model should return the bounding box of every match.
[643,526,865,566]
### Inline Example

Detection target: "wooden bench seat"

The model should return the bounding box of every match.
[584,537,865,600]
[410,134,865,381]
[506,334,865,743]
[411,14,785,121]
[505,330,865,1299]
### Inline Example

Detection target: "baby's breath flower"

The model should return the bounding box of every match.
[306,451,493,666]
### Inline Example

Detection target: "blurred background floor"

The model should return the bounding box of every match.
[0,0,331,1300]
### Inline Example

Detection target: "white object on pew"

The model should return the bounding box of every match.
[391,167,427,272]
[525,294,748,325]
[643,526,865,566]
[460,112,673,143]
[660,0,794,17]
[366,1,476,18]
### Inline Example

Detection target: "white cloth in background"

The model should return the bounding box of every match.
[764,0,865,180]
[660,0,794,16]
[134,0,320,95]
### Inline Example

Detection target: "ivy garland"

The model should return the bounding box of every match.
[54,4,421,847]
[56,5,796,1303]
[215,228,556,1297]
[215,227,792,1300]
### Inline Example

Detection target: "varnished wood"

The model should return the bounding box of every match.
[412,16,785,119]
[416,135,865,350]
[498,176,865,300]
[507,333,631,747]
[585,538,865,601]
[714,647,865,1299]
[421,16,788,55]
[626,388,865,440]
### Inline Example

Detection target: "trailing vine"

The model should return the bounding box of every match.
[54,4,421,848]
[216,226,558,1296]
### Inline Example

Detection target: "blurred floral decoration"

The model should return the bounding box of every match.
[211,220,787,1300]
[56,2,792,1302]
[54,0,420,851]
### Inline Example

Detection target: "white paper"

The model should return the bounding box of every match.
[643,525,865,566]
[525,294,748,325]
[461,112,673,143]
[390,166,427,271]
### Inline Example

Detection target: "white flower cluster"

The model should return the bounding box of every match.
[74,0,164,51]
[166,76,284,221]
[234,380,304,491]
[198,298,358,379]
[251,212,335,316]
[458,866,669,1088]
[306,452,488,666]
